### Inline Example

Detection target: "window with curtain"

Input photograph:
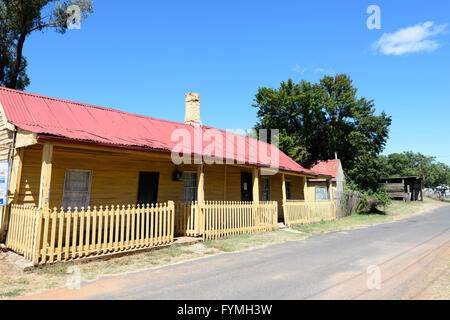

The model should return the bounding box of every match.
[261,177,270,201]
[183,172,197,203]
[61,169,92,210]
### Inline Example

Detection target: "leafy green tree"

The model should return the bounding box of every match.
[0,0,93,89]
[253,74,392,191]
[378,152,450,188]
[0,2,29,89]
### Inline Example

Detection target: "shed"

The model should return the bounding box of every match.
[379,176,423,201]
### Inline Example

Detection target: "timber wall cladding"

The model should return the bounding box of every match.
[268,173,304,219]
[19,145,198,207]
[18,144,309,208]
[0,110,12,162]
[204,164,229,200]
[306,181,328,200]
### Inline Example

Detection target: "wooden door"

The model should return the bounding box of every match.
[241,172,253,202]
[137,172,160,205]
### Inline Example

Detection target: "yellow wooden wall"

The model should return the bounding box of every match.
[17,144,308,212]
[204,164,243,201]
[306,181,336,200]
[18,145,200,207]
[258,173,305,219]
[0,110,12,162]
[285,174,305,200]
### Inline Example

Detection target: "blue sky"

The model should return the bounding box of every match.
[23,0,450,164]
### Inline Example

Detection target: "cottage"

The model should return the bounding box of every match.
[302,159,346,201]
[302,159,347,217]
[0,87,334,264]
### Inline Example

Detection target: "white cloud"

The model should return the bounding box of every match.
[372,21,447,55]
[292,65,335,75]
[292,64,306,74]
[314,67,335,75]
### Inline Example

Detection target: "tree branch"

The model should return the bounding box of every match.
[26,22,58,34]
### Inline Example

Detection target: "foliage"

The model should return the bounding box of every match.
[359,187,391,213]
[346,180,391,213]
[378,151,450,188]
[0,0,93,89]
[0,2,29,89]
[253,74,392,191]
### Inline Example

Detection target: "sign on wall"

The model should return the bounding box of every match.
[0,162,10,206]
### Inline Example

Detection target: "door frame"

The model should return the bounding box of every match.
[240,171,253,202]
[137,171,160,205]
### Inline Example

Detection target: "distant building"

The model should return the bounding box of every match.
[379,176,423,201]
[302,159,347,217]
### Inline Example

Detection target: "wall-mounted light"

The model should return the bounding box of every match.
[173,170,182,181]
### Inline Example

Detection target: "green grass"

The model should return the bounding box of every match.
[12,278,29,285]
[295,213,388,234]
[74,245,198,278]
[0,289,25,298]
[204,229,304,252]
[37,262,74,276]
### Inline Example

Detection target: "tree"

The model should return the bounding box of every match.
[0,2,29,89]
[0,0,93,89]
[378,152,450,188]
[253,74,392,191]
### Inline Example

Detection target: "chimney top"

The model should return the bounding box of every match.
[185,92,201,126]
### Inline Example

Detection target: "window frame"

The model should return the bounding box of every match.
[61,169,93,210]
[261,177,271,201]
[285,179,292,200]
[182,171,198,203]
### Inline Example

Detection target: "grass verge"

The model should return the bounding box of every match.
[203,229,305,252]
[294,197,448,235]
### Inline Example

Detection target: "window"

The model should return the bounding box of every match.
[315,186,329,201]
[183,172,197,203]
[262,177,270,201]
[285,180,292,200]
[61,169,92,210]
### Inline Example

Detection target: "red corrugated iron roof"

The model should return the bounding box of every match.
[0,86,328,177]
[302,159,341,181]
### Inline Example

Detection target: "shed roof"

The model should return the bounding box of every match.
[380,176,422,181]
[0,86,328,177]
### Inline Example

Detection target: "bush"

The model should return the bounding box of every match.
[346,181,391,213]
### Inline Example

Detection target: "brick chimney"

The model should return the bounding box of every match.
[185,92,201,126]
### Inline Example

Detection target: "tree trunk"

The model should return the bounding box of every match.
[9,32,26,89]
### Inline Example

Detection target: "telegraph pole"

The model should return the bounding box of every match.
[420,157,424,201]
